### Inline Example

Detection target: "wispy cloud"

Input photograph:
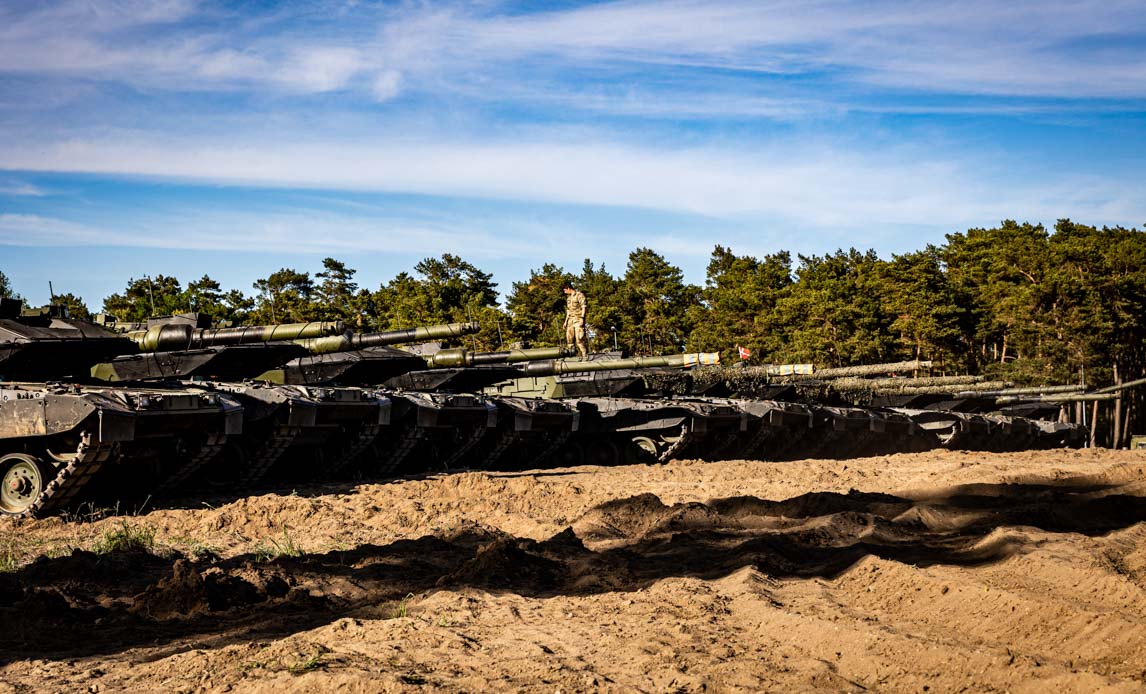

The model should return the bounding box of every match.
[2,0,1144,111]
[0,180,45,196]
[1,132,1141,237]
[0,208,550,258]
[2,1,1142,307]
[279,46,364,93]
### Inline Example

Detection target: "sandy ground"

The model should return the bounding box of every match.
[2,447,1146,693]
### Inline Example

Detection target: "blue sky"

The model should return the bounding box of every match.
[1,0,1144,308]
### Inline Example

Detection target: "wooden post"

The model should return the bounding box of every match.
[1122,399,1133,448]
[1113,364,1123,450]
[1090,400,1099,448]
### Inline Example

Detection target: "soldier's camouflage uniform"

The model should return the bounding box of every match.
[564,289,588,359]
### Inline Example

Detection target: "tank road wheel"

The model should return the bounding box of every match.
[587,438,621,467]
[202,441,248,489]
[0,453,48,515]
[551,441,585,469]
[628,436,660,464]
[632,436,660,457]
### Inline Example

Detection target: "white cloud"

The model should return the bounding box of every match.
[0,181,45,196]
[279,47,364,92]
[375,0,1146,98]
[2,0,1144,105]
[371,69,402,102]
[0,0,197,39]
[0,209,549,258]
[1,133,1141,232]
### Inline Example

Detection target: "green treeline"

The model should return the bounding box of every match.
[3,219,1144,389]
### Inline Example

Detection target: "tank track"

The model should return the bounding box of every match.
[657,425,694,462]
[27,431,119,518]
[438,425,489,470]
[9,392,1089,517]
[153,432,228,495]
[477,429,517,468]
[377,425,427,476]
[324,424,383,477]
[740,422,779,459]
[239,424,301,488]
[705,431,743,460]
[532,431,570,468]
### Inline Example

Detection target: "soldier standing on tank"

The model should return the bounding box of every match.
[563,284,589,359]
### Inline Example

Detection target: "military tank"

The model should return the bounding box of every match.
[246,340,578,478]
[92,315,343,383]
[478,352,751,466]
[4,295,1091,517]
[482,355,1087,463]
[90,318,491,492]
[0,300,242,517]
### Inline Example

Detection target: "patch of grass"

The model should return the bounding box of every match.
[287,646,330,675]
[168,536,220,561]
[45,544,74,559]
[0,537,80,571]
[253,526,303,562]
[0,547,18,573]
[390,592,416,619]
[91,520,156,555]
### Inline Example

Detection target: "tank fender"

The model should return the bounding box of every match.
[0,389,112,439]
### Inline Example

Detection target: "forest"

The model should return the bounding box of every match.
[3,218,1144,403]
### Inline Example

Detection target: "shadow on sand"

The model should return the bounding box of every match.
[2,474,1144,664]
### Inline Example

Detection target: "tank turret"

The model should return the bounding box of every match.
[92,319,347,383]
[127,320,344,352]
[294,322,479,355]
[257,322,485,385]
[521,352,719,376]
[0,299,138,381]
[0,302,243,516]
[383,346,572,392]
[485,352,721,399]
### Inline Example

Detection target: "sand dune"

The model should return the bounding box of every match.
[2,448,1145,692]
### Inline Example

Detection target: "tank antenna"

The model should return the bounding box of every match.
[145,276,156,316]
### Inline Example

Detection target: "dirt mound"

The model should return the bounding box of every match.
[1,448,1145,692]
[438,536,566,591]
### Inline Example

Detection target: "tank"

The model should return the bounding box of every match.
[255,322,480,386]
[482,353,1086,464]
[474,352,752,466]
[252,342,570,479]
[7,294,1090,516]
[0,300,241,516]
[90,319,487,493]
[1,301,136,380]
[92,316,345,382]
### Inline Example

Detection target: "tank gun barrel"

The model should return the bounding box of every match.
[995,392,1117,405]
[423,345,570,369]
[523,352,720,377]
[967,384,1085,398]
[1093,376,1146,394]
[296,322,481,355]
[808,360,934,379]
[830,375,984,392]
[129,321,344,352]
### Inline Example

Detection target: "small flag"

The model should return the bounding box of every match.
[737,344,750,360]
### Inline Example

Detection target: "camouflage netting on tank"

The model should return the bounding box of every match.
[640,365,790,398]
[638,366,838,401]
[638,368,697,396]
[809,360,933,379]
[828,375,984,392]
